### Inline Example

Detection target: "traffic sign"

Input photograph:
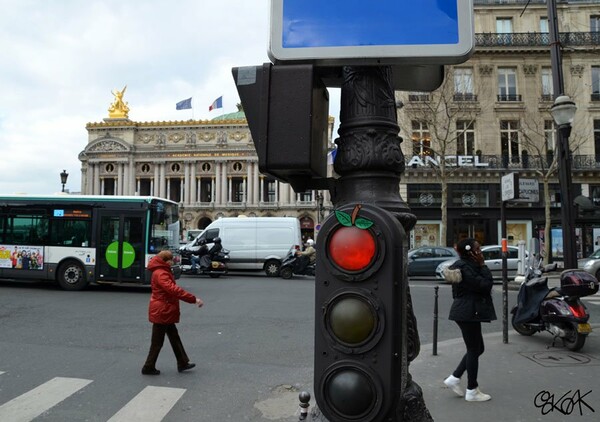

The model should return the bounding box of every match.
[269,0,474,65]
[501,173,518,202]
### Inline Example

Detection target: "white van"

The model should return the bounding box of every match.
[187,217,302,276]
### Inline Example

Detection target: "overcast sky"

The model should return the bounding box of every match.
[0,0,341,195]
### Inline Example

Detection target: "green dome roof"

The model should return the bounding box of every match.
[211,110,246,121]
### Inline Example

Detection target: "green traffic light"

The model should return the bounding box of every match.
[329,296,376,345]
[326,368,375,418]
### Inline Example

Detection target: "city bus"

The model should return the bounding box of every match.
[0,194,181,290]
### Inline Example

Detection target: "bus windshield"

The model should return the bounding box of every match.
[148,200,180,252]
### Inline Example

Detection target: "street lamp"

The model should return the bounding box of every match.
[551,95,577,134]
[547,0,579,269]
[60,169,69,193]
[551,95,577,269]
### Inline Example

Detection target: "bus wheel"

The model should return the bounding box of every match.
[57,261,88,291]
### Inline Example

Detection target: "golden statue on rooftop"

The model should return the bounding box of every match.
[108,85,130,118]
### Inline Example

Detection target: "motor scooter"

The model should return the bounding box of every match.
[182,246,230,278]
[511,251,598,351]
[280,247,315,279]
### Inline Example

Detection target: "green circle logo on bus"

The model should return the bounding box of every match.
[105,241,136,269]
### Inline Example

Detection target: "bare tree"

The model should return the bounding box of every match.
[518,109,585,261]
[398,67,491,246]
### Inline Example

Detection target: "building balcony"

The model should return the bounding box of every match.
[497,94,522,102]
[475,31,600,48]
[408,94,431,102]
[453,93,478,102]
[475,0,598,7]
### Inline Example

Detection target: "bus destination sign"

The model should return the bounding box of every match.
[53,209,92,218]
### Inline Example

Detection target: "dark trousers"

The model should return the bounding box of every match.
[143,323,190,369]
[453,321,485,390]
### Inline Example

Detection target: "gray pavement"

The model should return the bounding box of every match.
[410,296,600,422]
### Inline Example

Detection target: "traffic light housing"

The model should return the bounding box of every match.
[232,63,329,192]
[315,203,408,421]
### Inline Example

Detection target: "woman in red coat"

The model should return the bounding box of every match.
[142,250,203,375]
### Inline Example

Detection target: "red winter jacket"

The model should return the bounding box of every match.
[147,256,196,324]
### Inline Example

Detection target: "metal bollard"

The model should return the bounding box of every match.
[298,391,311,420]
[433,286,439,356]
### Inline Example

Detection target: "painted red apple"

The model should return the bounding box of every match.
[328,205,376,271]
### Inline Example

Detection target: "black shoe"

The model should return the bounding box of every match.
[141,367,160,375]
[178,363,196,373]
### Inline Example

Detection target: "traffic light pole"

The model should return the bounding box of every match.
[313,66,432,421]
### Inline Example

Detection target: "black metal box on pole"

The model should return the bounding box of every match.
[232,63,329,191]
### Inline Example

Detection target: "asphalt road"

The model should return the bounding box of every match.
[0,274,597,421]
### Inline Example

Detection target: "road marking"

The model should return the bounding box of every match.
[107,385,186,422]
[0,377,92,422]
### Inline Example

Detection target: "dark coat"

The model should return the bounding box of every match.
[147,256,196,324]
[448,258,497,322]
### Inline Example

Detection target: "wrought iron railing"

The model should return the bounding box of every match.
[497,94,522,102]
[453,93,479,101]
[475,32,600,47]
[408,94,430,102]
[474,0,599,5]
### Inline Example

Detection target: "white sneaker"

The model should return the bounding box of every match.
[443,375,464,396]
[465,387,491,402]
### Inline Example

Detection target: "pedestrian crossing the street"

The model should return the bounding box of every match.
[0,373,187,422]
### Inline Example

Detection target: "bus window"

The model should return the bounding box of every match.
[0,215,6,243]
[6,214,49,245]
[149,201,180,251]
[50,219,92,247]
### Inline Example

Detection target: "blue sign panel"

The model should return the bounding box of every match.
[269,0,474,65]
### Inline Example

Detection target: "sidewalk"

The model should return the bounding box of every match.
[410,325,600,422]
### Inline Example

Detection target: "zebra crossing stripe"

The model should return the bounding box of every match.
[107,385,186,422]
[0,376,92,422]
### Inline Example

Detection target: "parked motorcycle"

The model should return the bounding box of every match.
[181,241,230,278]
[511,250,598,351]
[280,247,315,279]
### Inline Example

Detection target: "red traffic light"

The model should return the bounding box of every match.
[328,226,376,271]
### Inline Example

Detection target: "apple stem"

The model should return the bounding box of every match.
[351,204,361,225]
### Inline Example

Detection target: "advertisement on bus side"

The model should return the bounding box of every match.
[0,245,44,270]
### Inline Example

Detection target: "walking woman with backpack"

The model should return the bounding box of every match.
[442,238,497,402]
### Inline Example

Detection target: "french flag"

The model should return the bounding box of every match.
[209,96,223,111]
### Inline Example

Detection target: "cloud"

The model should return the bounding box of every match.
[0,0,340,194]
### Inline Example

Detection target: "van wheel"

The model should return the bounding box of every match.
[57,260,88,291]
[264,260,281,277]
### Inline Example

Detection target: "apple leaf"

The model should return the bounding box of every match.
[355,217,374,230]
[335,210,353,227]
